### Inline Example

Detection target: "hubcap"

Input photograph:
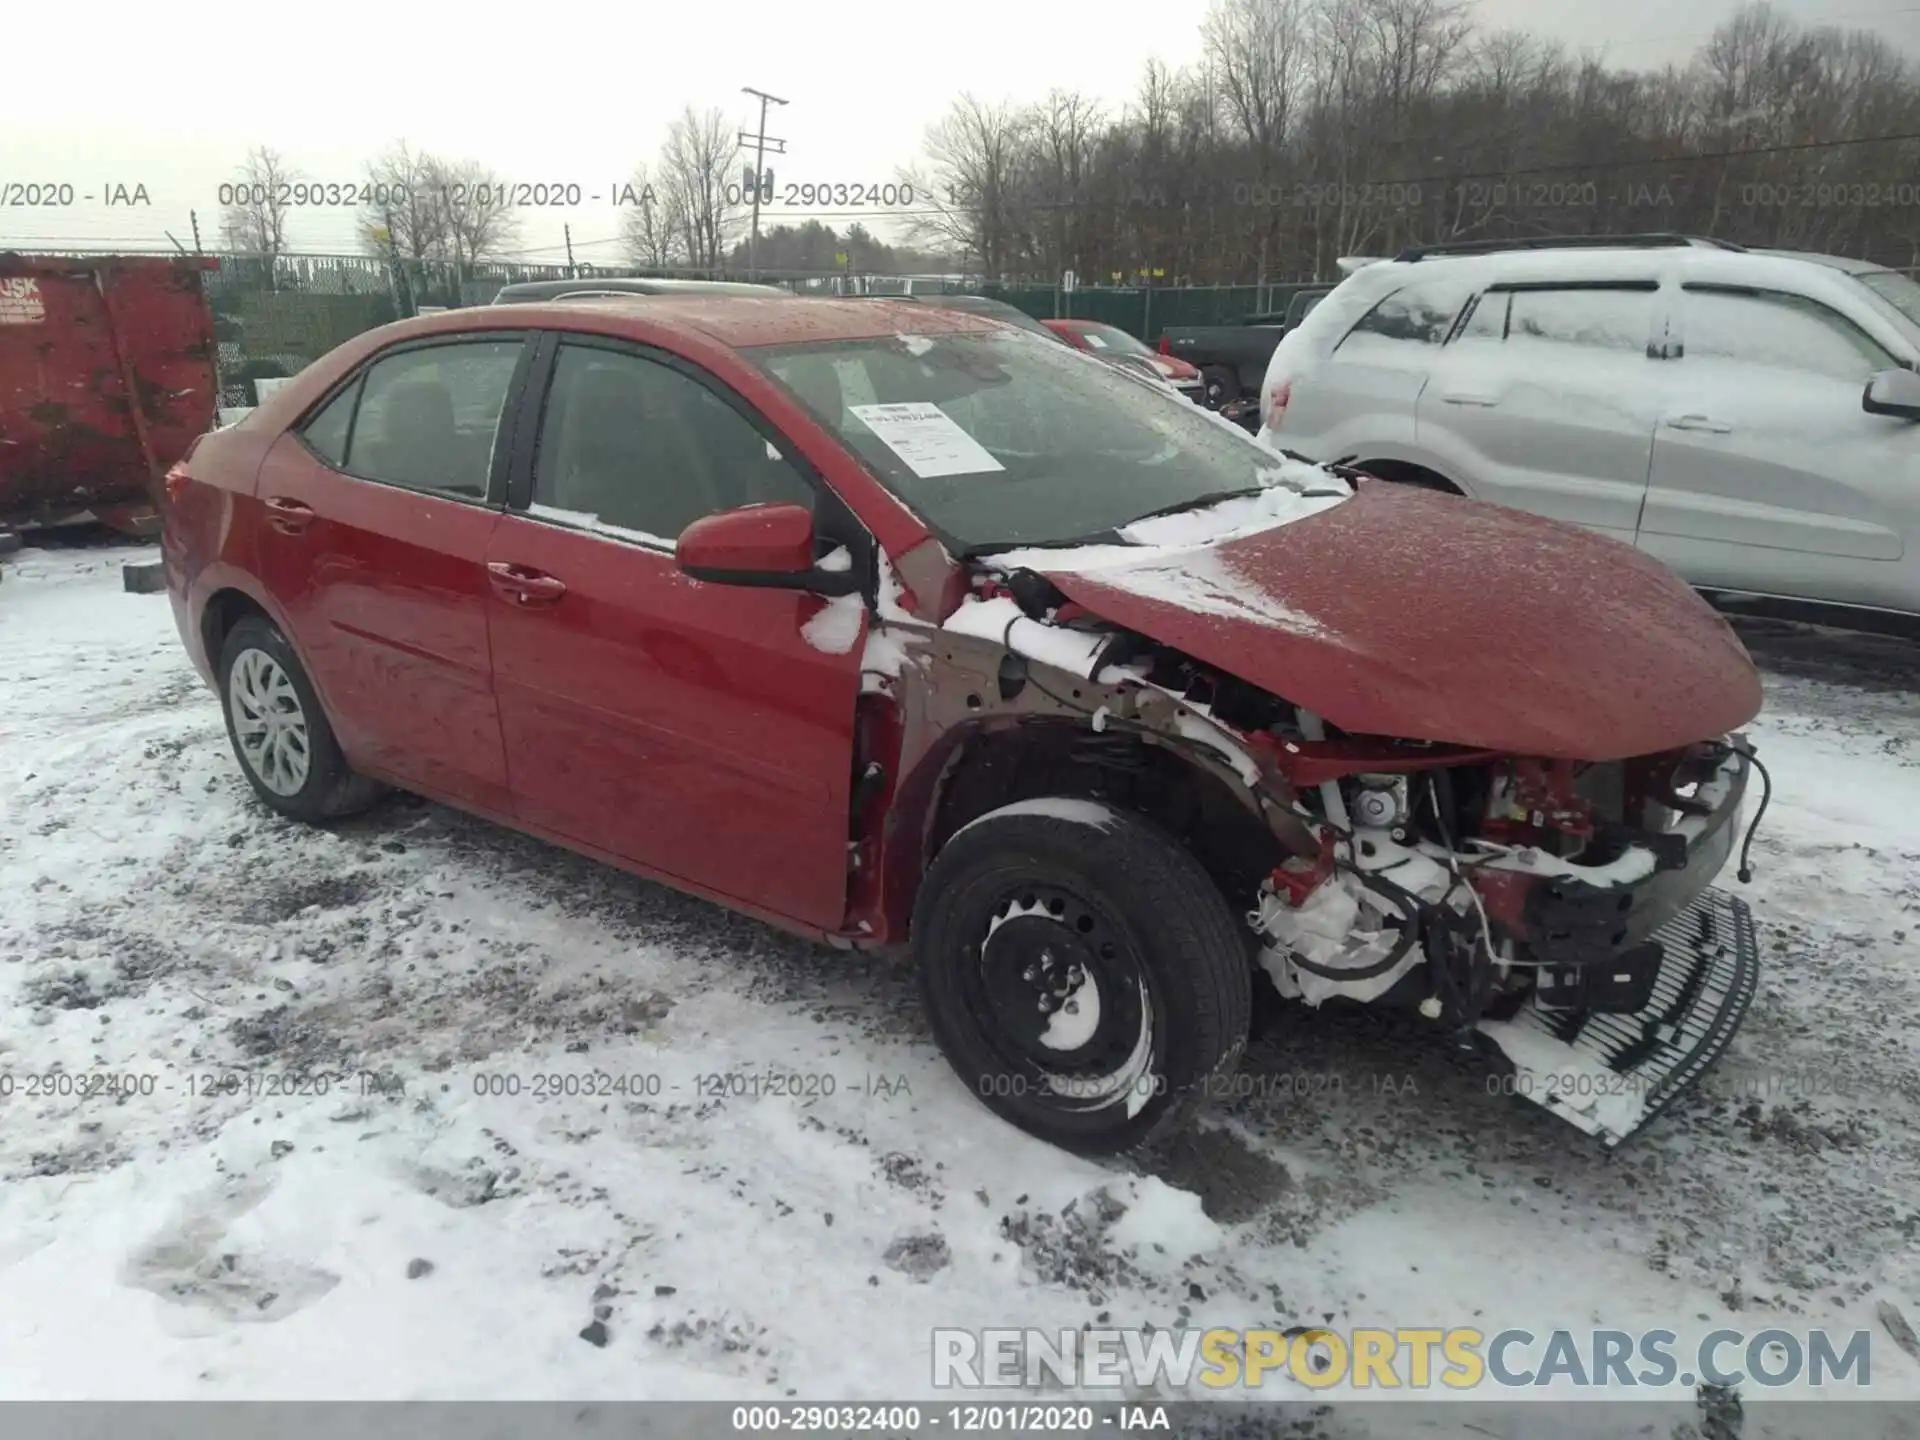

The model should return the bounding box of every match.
[228,648,311,796]
[971,885,1157,1115]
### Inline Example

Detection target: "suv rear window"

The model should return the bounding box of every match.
[1334,277,1473,360]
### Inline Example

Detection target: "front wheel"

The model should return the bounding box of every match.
[912,801,1253,1156]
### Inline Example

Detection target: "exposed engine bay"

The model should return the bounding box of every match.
[868,554,1769,1146]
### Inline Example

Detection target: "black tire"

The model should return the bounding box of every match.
[1200,367,1239,409]
[1359,463,1461,496]
[216,614,383,822]
[912,802,1253,1156]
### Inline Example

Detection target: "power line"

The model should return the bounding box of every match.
[739,86,790,280]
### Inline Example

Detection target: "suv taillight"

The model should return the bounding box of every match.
[1265,379,1292,430]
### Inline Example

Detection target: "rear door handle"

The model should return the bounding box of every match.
[487,561,568,606]
[1663,414,1733,433]
[1438,391,1500,406]
[263,496,316,534]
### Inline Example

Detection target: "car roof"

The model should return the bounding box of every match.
[1318,241,1900,305]
[1748,248,1888,276]
[851,293,1056,333]
[470,294,1008,349]
[492,277,788,302]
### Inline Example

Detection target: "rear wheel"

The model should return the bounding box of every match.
[912,802,1252,1156]
[217,614,383,822]
[1354,460,1462,495]
[1200,367,1239,409]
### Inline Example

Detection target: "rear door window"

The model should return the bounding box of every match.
[309,339,524,500]
[298,383,358,466]
[1505,286,1658,353]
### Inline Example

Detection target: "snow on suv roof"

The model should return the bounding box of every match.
[1749,248,1884,275]
[1280,240,1917,360]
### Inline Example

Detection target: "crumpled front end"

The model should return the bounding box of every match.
[1243,725,1764,1144]
[924,522,1768,1146]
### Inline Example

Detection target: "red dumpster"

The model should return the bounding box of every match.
[0,253,221,535]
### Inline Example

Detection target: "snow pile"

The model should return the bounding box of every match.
[801,592,864,655]
[2,549,1918,1406]
[858,551,933,689]
[1090,546,1327,638]
[941,595,1110,677]
[527,503,674,550]
[950,797,1121,839]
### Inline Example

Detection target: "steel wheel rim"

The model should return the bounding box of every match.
[228,648,311,796]
[965,883,1159,1117]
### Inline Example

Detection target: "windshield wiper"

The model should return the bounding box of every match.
[959,486,1272,559]
[957,535,1103,561]
[1120,485,1267,529]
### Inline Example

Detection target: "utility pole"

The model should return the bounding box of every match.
[189,210,202,254]
[564,223,576,277]
[738,86,789,280]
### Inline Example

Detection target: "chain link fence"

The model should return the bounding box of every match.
[206,253,589,406]
[163,248,1920,406]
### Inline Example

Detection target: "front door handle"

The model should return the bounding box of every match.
[487,562,568,606]
[1438,391,1500,406]
[1663,413,1733,433]
[263,496,316,534]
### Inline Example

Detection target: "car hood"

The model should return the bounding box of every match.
[1016,482,1763,760]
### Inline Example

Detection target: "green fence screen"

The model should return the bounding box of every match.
[979,283,1322,341]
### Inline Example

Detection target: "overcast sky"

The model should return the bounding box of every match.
[1,0,1915,265]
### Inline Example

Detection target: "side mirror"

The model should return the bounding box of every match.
[675,502,860,595]
[1862,367,1920,421]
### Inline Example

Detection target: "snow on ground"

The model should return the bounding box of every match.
[1,539,1918,1431]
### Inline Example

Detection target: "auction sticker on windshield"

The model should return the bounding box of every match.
[850,402,1006,478]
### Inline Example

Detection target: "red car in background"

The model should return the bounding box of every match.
[161,295,1767,1156]
[1042,317,1204,401]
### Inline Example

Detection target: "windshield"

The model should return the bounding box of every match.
[1857,270,1920,333]
[919,297,1055,337]
[1074,323,1153,357]
[751,327,1339,552]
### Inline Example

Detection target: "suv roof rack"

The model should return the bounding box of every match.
[1393,233,1747,262]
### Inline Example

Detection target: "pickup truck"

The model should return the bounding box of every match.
[1158,285,1331,407]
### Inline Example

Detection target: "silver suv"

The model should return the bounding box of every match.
[1256,234,1920,627]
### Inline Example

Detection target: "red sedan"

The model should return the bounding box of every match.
[1042,317,1204,399]
[162,296,1766,1155]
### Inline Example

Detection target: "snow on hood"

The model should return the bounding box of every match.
[988,458,1350,572]
[995,481,1764,761]
[976,461,1349,646]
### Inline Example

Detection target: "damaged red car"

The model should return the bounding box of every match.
[161,296,1768,1155]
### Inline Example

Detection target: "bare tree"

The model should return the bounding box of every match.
[618,162,679,267]
[913,96,1033,282]
[431,157,525,272]
[356,141,447,267]
[657,106,739,270]
[220,147,302,265]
